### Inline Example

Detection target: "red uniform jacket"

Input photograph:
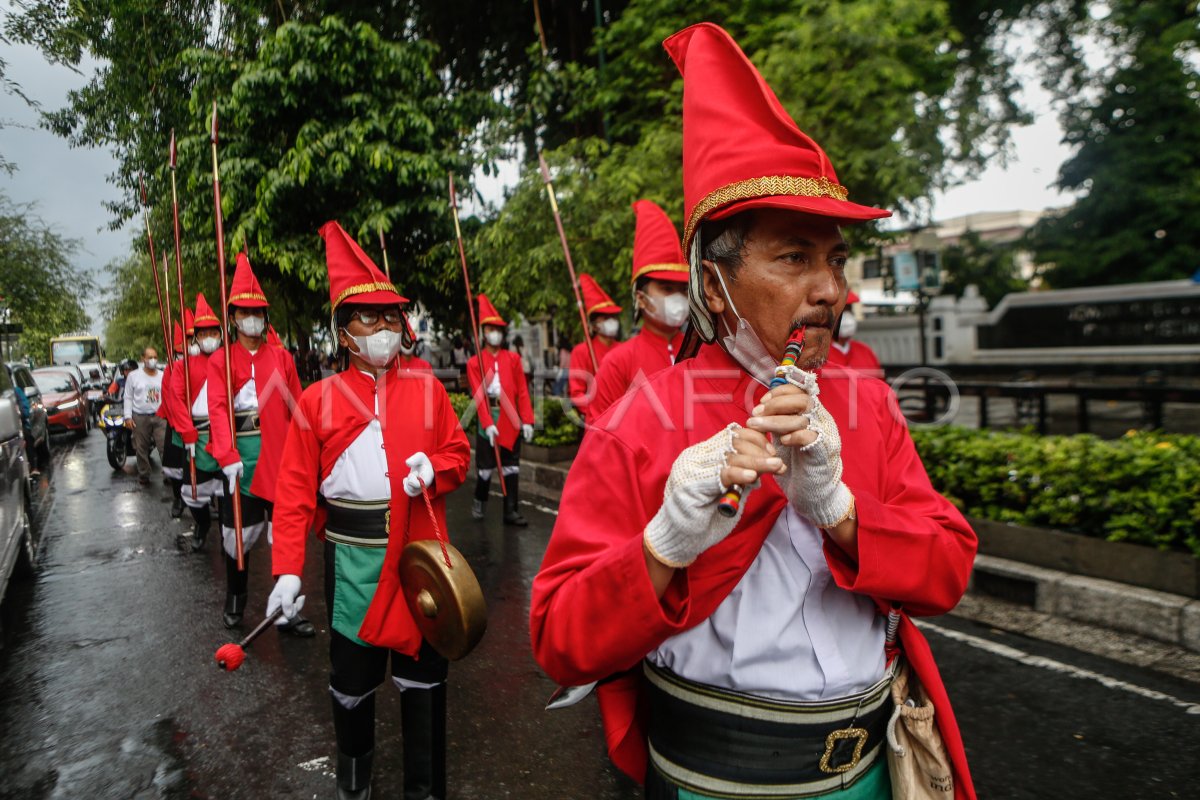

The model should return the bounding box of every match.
[530,345,977,799]
[270,367,471,655]
[206,341,301,503]
[825,339,884,379]
[465,349,534,450]
[590,327,682,422]
[163,353,211,443]
[396,355,433,373]
[568,336,618,421]
[155,362,175,422]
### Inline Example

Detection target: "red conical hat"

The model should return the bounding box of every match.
[477,294,506,327]
[266,324,283,348]
[193,292,220,329]
[229,252,269,308]
[172,321,185,354]
[663,23,890,254]
[631,200,688,284]
[580,274,622,316]
[847,290,860,304]
[319,221,407,309]
[183,308,195,336]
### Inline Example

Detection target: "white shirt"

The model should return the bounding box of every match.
[124,368,163,416]
[320,372,390,502]
[234,363,258,412]
[191,382,209,418]
[486,369,501,398]
[649,505,886,701]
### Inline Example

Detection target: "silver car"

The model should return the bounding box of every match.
[0,361,37,607]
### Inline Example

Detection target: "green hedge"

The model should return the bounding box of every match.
[447,392,584,448]
[912,427,1200,557]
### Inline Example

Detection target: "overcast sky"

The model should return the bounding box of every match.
[1,14,1076,334]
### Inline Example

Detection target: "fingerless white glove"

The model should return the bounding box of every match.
[772,366,855,528]
[266,574,305,621]
[644,424,754,568]
[402,451,435,497]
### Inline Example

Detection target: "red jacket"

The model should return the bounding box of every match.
[163,353,211,443]
[590,327,682,421]
[568,336,619,421]
[206,341,301,503]
[465,348,534,450]
[270,367,471,655]
[530,345,977,799]
[825,339,884,379]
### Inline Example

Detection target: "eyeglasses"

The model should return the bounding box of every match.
[350,308,404,326]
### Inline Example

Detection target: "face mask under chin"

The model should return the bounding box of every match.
[712,264,779,386]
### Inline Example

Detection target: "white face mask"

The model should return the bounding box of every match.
[344,328,403,368]
[596,318,620,338]
[236,315,265,338]
[485,330,504,347]
[838,312,858,340]
[642,292,689,329]
[188,343,201,357]
[713,264,779,386]
[145,358,159,371]
[199,336,221,355]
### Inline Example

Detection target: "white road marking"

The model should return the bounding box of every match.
[492,486,1200,715]
[915,620,1200,715]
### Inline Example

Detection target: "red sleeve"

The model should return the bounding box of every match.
[165,359,198,443]
[284,353,302,411]
[206,349,238,468]
[270,388,323,577]
[590,346,630,422]
[530,428,691,685]
[155,364,173,419]
[860,344,883,375]
[465,356,495,429]
[427,380,471,498]
[568,343,592,410]
[825,388,977,616]
[513,353,534,425]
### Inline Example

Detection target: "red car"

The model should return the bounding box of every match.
[32,368,89,437]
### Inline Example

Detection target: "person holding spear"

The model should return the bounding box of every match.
[567,273,623,423]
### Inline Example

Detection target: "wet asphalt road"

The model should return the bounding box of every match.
[1,432,1198,799]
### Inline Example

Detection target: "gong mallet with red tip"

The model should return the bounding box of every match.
[214,607,286,671]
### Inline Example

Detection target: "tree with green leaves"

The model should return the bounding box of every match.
[939,230,1027,308]
[0,192,92,360]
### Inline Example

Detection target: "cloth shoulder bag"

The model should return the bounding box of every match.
[884,614,955,799]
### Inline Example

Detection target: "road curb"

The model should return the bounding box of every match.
[516,457,1200,655]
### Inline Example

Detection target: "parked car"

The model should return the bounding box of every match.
[77,363,108,422]
[32,368,89,437]
[0,360,38,606]
[4,363,51,473]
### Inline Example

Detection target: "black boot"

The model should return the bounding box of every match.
[502,474,527,527]
[223,552,249,628]
[333,693,375,800]
[401,686,446,800]
[170,480,184,518]
[471,476,490,520]
[190,504,210,552]
[278,615,317,637]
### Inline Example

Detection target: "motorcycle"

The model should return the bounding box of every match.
[96,399,132,470]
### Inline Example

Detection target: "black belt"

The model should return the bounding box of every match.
[321,496,389,548]
[644,662,891,797]
[235,411,260,432]
[192,417,211,432]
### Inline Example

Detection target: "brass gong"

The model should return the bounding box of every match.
[399,539,487,661]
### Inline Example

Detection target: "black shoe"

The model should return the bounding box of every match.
[190,506,210,552]
[190,526,206,552]
[401,687,444,800]
[336,750,373,800]
[277,616,316,638]
[471,499,485,520]
[502,475,528,527]
[223,593,246,629]
[171,495,185,518]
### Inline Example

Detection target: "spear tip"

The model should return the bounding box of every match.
[139,172,148,205]
[537,152,551,184]
[448,172,458,209]
[169,129,177,169]
[210,101,219,144]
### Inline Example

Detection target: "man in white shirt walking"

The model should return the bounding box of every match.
[124,346,166,485]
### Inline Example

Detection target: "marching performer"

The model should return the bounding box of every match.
[567,274,622,422]
[163,294,225,552]
[207,252,310,635]
[268,221,471,800]
[466,294,534,526]
[159,313,192,518]
[825,291,884,379]
[590,200,690,423]
[531,23,977,800]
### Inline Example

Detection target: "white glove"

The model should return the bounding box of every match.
[267,574,305,622]
[485,425,499,447]
[222,460,244,487]
[184,443,196,458]
[402,451,435,497]
[522,424,534,442]
[771,365,855,528]
[643,424,755,568]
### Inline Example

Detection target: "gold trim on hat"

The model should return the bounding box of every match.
[332,281,400,309]
[683,175,849,249]
[631,262,689,283]
[479,315,505,326]
[587,301,620,316]
[229,292,269,304]
[193,315,221,327]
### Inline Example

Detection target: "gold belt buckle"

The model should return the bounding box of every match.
[819,726,868,774]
